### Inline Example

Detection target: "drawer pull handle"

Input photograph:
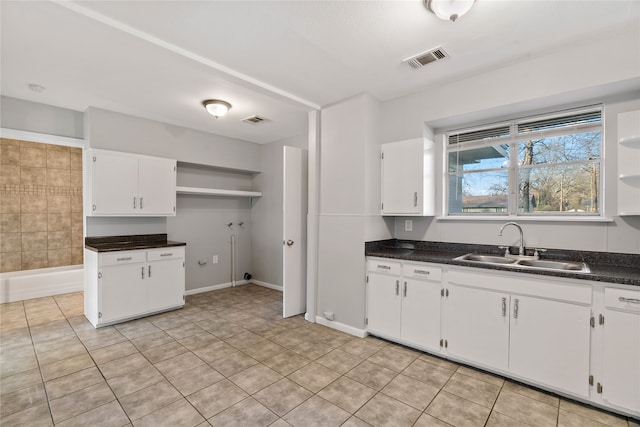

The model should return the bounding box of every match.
[377,265,391,270]
[160,253,173,257]
[414,269,430,275]
[619,297,640,304]
[117,257,132,261]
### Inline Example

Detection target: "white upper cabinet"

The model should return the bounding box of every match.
[381,138,435,216]
[617,110,640,215]
[86,149,177,216]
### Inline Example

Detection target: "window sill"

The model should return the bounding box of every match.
[436,216,614,223]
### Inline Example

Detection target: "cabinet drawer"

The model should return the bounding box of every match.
[605,288,640,312]
[99,251,146,267]
[147,248,184,262]
[402,263,442,281]
[367,259,401,275]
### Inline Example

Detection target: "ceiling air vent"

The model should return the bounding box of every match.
[403,47,448,69]
[242,115,269,124]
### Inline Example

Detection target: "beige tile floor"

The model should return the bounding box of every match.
[1,284,638,427]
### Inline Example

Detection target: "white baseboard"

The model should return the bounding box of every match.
[251,280,283,292]
[315,316,368,338]
[0,267,83,303]
[184,280,250,296]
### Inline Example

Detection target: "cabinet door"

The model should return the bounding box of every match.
[91,151,138,215]
[381,139,422,215]
[401,278,441,351]
[445,284,509,371]
[100,263,146,323]
[147,258,184,312]
[138,157,176,215]
[367,273,401,339]
[509,295,591,397]
[602,308,640,411]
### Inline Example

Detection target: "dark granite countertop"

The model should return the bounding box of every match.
[85,234,186,253]
[366,239,640,287]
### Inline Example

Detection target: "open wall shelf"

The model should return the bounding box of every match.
[176,186,262,198]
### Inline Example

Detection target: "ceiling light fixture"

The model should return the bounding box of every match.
[424,0,476,22]
[202,99,232,118]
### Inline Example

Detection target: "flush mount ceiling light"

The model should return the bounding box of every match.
[424,0,476,22]
[202,99,232,118]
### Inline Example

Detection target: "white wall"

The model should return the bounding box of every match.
[1,96,84,139]
[251,135,308,288]
[317,94,393,330]
[84,107,260,172]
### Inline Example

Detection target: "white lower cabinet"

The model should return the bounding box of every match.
[366,259,441,351]
[600,288,640,413]
[85,247,185,327]
[365,257,639,418]
[509,295,591,397]
[445,284,510,371]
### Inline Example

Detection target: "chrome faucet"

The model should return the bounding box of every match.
[499,222,525,256]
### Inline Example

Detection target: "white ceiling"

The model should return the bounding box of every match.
[2,1,639,144]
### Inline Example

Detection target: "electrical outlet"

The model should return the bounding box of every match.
[212,255,218,264]
[405,220,413,231]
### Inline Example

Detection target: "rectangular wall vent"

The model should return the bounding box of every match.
[242,115,269,124]
[403,47,448,69]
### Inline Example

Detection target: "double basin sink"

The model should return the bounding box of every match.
[454,253,591,274]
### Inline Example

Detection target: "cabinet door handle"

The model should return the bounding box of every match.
[501,297,507,317]
[148,265,151,278]
[403,281,407,297]
[141,266,145,279]
[413,192,418,207]
[133,197,137,209]
[140,197,144,209]
[619,296,640,304]
[513,298,519,319]
[395,280,399,296]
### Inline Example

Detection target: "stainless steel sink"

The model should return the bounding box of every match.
[516,259,590,272]
[456,254,517,264]
[454,253,590,274]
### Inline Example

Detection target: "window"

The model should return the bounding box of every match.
[446,107,602,217]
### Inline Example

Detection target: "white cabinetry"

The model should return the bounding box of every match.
[84,246,185,327]
[600,287,640,413]
[617,110,640,215]
[445,283,510,371]
[444,269,592,397]
[86,149,177,216]
[366,259,402,338]
[366,258,442,351]
[381,138,435,216]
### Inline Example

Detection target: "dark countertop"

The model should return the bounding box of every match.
[366,239,640,287]
[85,234,186,253]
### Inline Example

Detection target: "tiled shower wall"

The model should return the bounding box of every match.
[0,138,83,272]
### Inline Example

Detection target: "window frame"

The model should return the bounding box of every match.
[443,105,605,220]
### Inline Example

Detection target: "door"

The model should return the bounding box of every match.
[91,151,138,215]
[138,157,176,215]
[283,146,307,317]
[100,263,146,323]
[147,258,184,312]
[445,283,510,371]
[401,278,441,351]
[509,295,591,397]
[367,273,401,339]
[602,305,640,411]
